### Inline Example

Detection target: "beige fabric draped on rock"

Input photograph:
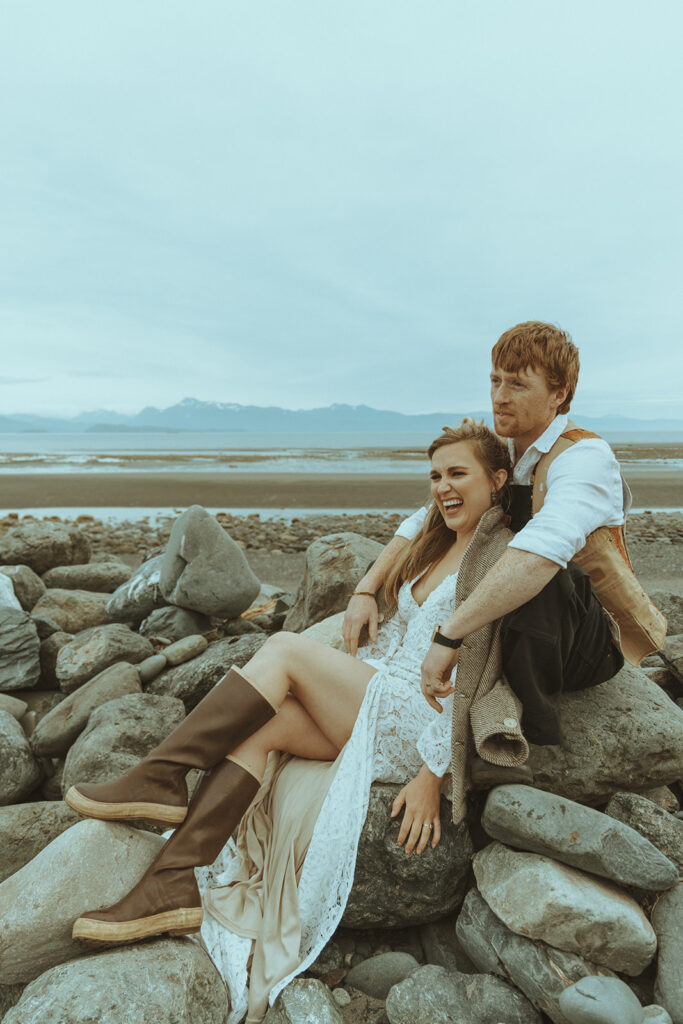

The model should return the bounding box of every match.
[204,753,340,1024]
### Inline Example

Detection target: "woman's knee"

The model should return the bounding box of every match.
[262,630,304,660]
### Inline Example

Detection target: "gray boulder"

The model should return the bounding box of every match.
[0,571,21,609]
[558,976,644,1024]
[264,978,343,1024]
[0,565,46,610]
[639,785,679,813]
[0,801,79,883]
[473,842,657,975]
[31,589,109,633]
[284,533,384,632]
[31,662,142,757]
[385,963,541,1024]
[419,915,478,973]
[0,711,41,805]
[605,792,683,875]
[33,614,62,638]
[643,1009,674,1024]
[0,522,90,575]
[302,611,346,650]
[55,623,153,693]
[528,666,683,804]
[659,635,683,685]
[2,939,229,1024]
[39,758,65,801]
[0,693,28,720]
[147,634,265,710]
[456,888,619,1024]
[482,785,678,890]
[652,882,683,1023]
[159,505,260,618]
[139,604,210,641]
[343,784,472,928]
[8,689,63,723]
[650,591,683,637]
[345,952,420,999]
[38,629,73,687]
[62,691,186,794]
[105,554,166,624]
[41,561,132,593]
[0,984,25,1018]
[0,818,162,983]
[0,606,40,690]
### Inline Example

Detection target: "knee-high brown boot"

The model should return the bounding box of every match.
[65,667,275,825]
[72,757,259,944]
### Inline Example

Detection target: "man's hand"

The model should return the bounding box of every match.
[391,765,443,854]
[421,643,458,711]
[342,594,378,656]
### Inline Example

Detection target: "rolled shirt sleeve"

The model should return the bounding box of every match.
[508,439,625,567]
[395,505,429,540]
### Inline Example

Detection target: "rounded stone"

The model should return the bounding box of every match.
[0,819,163,984]
[0,522,90,576]
[55,624,153,693]
[0,695,28,720]
[137,653,168,683]
[0,711,41,805]
[31,590,109,633]
[2,938,228,1023]
[345,952,420,1000]
[163,634,209,666]
[558,976,644,1024]
[643,1007,675,1024]
[642,1007,673,1024]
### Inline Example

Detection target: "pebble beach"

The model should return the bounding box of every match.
[2,506,681,596]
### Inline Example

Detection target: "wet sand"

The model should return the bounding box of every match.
[0,468,681,510]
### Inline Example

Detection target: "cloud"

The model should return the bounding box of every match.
[0,376,48,385]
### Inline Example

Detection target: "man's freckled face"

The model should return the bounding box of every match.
[490,365,565,442]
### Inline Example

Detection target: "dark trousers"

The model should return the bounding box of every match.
[501,563,624,746]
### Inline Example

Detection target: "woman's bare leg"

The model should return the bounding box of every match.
[231,694,340,780]
[238,631,376,749]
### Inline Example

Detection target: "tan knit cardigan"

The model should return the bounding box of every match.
[448,505,529,823]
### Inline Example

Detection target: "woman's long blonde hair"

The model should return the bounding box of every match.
[384,419,511,607]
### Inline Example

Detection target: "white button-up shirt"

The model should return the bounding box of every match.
[395,414,625,567]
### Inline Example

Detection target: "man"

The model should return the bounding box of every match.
[342,320,625,747]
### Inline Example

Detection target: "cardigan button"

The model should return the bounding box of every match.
[503,717,518,729]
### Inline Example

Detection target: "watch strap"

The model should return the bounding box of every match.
[431,626,463,650]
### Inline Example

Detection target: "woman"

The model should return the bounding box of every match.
[66,419,530,1022]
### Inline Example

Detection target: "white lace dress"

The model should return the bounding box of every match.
[195,572,458,1023]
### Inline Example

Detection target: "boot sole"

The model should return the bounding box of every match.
[72,907,203,944]
[65,787,188,825]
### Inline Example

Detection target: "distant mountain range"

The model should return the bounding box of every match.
[1,398,682,434]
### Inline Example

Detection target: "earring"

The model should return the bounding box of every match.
[490,490,500,505]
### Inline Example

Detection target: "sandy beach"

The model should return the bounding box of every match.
[1,467,681,510]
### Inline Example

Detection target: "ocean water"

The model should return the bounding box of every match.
[1,431,683,475]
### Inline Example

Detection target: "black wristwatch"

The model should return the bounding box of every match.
[430,626,463,650]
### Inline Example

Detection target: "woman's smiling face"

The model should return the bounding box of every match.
[429,440,507,539]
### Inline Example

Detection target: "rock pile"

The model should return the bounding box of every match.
[0,510,682,1024]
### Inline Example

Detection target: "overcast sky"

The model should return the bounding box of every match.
[1,1,681,419]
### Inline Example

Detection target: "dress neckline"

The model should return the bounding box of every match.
[409,568,459,609]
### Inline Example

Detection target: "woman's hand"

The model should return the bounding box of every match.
[421,645,458,711]
[342,594,378,656]
[391,765,442,854]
